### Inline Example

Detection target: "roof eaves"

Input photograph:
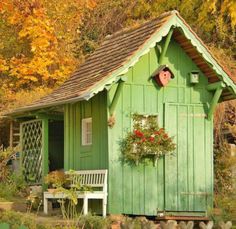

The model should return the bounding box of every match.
[175,14,236,95]
[6,94,86,116]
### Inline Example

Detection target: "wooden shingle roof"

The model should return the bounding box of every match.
[27,12,174,107]
[9,11,236,115]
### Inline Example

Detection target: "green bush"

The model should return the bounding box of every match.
[120,217,156,229]
[0,173,27,201]
[10,173,27,193]
[0,211,49,229]
[213,141,236,222]
[0,211,112,229]
[213,194,236,222]
[78,214,110,229]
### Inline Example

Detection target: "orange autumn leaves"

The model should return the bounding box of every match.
[0,0,235,91]
[0,0,96,89]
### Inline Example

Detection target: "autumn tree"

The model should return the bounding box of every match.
[0,0,235,100]
[76,0,236,60]
[0,0,96,90]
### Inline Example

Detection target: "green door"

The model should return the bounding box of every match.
[164,103,213,213]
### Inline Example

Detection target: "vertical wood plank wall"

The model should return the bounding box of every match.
[64,91,108,171]
[107,39,214,215]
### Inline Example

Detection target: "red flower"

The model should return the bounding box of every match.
[154,131,160,135]
[159,128,164,132]
[163,134,168,139]
[134,130,144,138]
[149,137,155,142]
[142,137,146,142]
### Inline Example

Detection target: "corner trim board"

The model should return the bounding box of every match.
[109,81,125,115]
[159,28,174,65]
[207,85,224,120]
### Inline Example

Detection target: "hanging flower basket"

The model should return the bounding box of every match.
[121,114,176,166]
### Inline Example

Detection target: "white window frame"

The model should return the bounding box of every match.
[82,117,92,146]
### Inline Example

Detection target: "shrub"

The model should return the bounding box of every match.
[120,217,156,229]
[78,214,110,229]
[0,211,111,229]
[0,146,27,201]
[0,173,27,201]
[213,141,236,221]
[0,210,49,229]
[44,171,68,189]
[0,147,17,182]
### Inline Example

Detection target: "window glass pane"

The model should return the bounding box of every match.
[82,118,92,145]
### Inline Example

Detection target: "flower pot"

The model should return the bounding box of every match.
[47,188,56,193]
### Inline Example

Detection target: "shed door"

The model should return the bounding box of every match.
[164,103,213,213]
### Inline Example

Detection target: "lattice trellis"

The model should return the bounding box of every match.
[21,120,43,183]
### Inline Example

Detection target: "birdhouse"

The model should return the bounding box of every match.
[152,65,174,87]
[190,70,199,84]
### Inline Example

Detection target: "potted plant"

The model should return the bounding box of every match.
[44,170,68,192]
[122,114,176,166]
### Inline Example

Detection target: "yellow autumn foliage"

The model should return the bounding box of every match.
[0,0,96,89]
[0,57,9,72]
[0,0,235,116]
[209,0,236,27]
[0,86,53,116]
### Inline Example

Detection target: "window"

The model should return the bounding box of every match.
[82,118,92,146]
[131,113,158,129]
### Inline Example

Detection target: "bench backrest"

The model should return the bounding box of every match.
[67,169,108,191]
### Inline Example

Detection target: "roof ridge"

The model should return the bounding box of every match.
[80,11,177,72]
[104,11,177,41]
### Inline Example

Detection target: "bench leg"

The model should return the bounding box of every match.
[102,198,107,217]
[44,197,48,214]
[83,196,88,215]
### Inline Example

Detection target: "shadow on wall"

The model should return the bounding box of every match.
[0,118,11,148]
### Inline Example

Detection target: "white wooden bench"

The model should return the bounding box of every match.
[43,169,108,217]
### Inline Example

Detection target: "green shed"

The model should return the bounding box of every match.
[9,11,236,218]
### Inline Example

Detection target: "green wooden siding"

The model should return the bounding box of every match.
[107,39,214,215]
[64,91,108,171]
[164,103,213,212]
